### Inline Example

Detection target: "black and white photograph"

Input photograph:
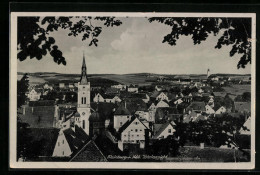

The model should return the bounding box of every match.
[10,12,255,169]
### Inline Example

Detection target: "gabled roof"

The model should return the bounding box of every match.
[150,91,161,98]
[118,116,148,134]
[153,122,175,139]
[114,103,131,115]
[240,117,251,135]
[186,102,206,111]
[63,125,89,154]
[213,92,227,97]
[128,84,137,88]
[89,110,105,122]
[70,140,107,162]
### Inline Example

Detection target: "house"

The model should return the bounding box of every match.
[156,100,169,108]
[20,100,57,128]
[174,98,183,105]
[215,106,226,114]
[205,104,215,114]
[150,91,169,101]
[105,87,120,95]
[118,117,149,151]
[52,125,89,157]
[93,93,121,103]
[153,121,176,140]
[130,93,150,103]
[59,83,65,89]
[240,117,251,135]
[113,103,132,131]
[27,88,42,101]
[127,84,138,93]
[155,85,164,91]
[93,93,105,103]
[213,92,227,98]
[186,102,206,113]
[89,109,105,137]
[111,84,127,90]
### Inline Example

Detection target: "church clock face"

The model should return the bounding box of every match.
[82,112,85,116]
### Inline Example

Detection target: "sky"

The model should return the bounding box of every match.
[17,17,251,75]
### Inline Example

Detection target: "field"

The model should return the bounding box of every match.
[94,74,152,86]
[223,84,251,96]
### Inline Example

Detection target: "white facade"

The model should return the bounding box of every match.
[156,92,168,101]
[27,89,41,101]
[205,104,215,114]
[52,130,72,157]
[156,100,169,108]
[93,93,105,103]
[128,86,138,93]
[111,84,126,90]
[174,98,183,105]
[121,118,147,144]
[215,106,226,114]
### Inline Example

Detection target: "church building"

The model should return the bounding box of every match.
[77,54,91,135]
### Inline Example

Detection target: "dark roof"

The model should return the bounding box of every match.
[20,106,56,128]
[128,84,137,88]
[130,93,148,99]
[213,92,227,97]
[150,91,160,98]
[89,111,105,122]
[124,98,148,114]
[118,116,148,134]
[29,128,59,157]
[186,102,206,112]
[63,125,89,154]
[114,103,131,115]
[29,100,55,107]
[90,102,117,120]
[70,140,107,162]
[153,122,175,138]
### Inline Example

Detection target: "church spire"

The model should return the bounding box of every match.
[80,52,88,84]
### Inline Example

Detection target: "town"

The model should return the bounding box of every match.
[17,55,251,162]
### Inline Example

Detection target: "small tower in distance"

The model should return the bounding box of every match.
[207,68,210,78]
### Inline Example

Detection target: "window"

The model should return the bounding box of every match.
[83,120,85,129]
[62,151,64,155]
[137,135,139,137]
[81,97,83,104]
[140,129,142,131]
[135,129,138,132]
[168,129,171,133]
[120,122,123,126]
[135,122,139,125]
[62,140,64,144]
[58,142,60,146]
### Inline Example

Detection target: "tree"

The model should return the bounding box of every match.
[17,74,29,108]
[18,17,122,65]
[242,92,251,102]
[148,17,251,69]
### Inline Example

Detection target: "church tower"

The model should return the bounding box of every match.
[77,53,91,135]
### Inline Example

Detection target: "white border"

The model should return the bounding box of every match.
[10,12,256,169]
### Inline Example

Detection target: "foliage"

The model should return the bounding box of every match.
[152,135,180,157]
[234,92,251,102]
[181,114,250,159]
[149,17,251,69]
[17,74,29,108]
[18,16,122,65]
[17,117,32,160]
